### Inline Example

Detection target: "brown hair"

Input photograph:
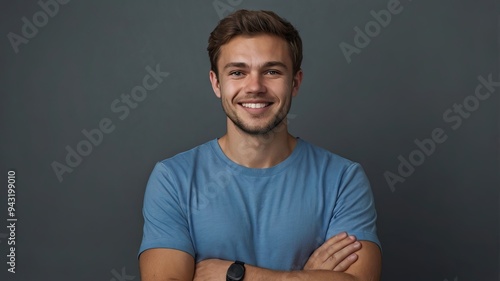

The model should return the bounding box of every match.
[207,10,303,77]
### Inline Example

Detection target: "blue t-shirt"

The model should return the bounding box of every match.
[139,138,380,270]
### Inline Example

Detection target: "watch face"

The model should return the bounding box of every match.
[227,263,245,280]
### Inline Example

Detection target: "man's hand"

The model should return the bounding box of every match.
[304,232,361,271]
[193,259,232,281]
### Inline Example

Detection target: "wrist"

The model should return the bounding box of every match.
[226,260,245,281]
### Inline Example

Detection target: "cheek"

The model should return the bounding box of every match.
[220,91,235,109]
[220,83,240,99]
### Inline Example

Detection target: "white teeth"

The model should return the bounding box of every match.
[241,103,269,109]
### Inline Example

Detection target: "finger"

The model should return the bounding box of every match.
[321,232,349,249]
[333,253,359,272]
[311,232,350,257]
[325,240,361,269]
[304,233,358,270]
[320,235,357,261]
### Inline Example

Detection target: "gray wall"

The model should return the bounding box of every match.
[0,0,498,280]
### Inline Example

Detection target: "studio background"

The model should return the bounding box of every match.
[0,0,498,280]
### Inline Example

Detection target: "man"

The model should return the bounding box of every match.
[139,9,381,281]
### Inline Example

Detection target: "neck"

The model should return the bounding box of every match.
[218,120,297,168]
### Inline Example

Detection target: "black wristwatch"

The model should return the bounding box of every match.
[226,260,245,281]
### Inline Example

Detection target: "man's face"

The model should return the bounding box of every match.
[210,34,302,135]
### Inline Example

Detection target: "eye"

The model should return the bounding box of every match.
[266,70,280,75]
[229,71,243,76]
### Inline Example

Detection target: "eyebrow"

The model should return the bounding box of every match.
[262,61,288,70]
[223,62,248,70]
[223,61,288,70]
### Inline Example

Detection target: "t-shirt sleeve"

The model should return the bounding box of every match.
[326,162,382,251]
[138,162,195,258]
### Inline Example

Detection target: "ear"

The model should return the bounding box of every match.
[209,70,221,98]
[291,69,303,97]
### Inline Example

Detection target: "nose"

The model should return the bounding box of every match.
[244,72,266,94]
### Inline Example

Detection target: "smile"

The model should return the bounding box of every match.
[240,103,271,109]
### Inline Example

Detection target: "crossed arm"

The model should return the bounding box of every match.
[139,232,381,281]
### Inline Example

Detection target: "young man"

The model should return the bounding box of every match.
[139,10,381,281]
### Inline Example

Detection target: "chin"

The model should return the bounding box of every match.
[237,121,281,136]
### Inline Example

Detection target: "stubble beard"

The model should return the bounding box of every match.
[221,99,291,136]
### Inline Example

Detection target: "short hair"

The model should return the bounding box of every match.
[207,9,303,77]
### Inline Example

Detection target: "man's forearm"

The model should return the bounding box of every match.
[194,240,381,281]
[193,259,363,281]
[245,264,359,281]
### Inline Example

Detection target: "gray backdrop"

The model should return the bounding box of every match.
[1,0,498,280]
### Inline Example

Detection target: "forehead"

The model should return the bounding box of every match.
[218,34,292,68]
